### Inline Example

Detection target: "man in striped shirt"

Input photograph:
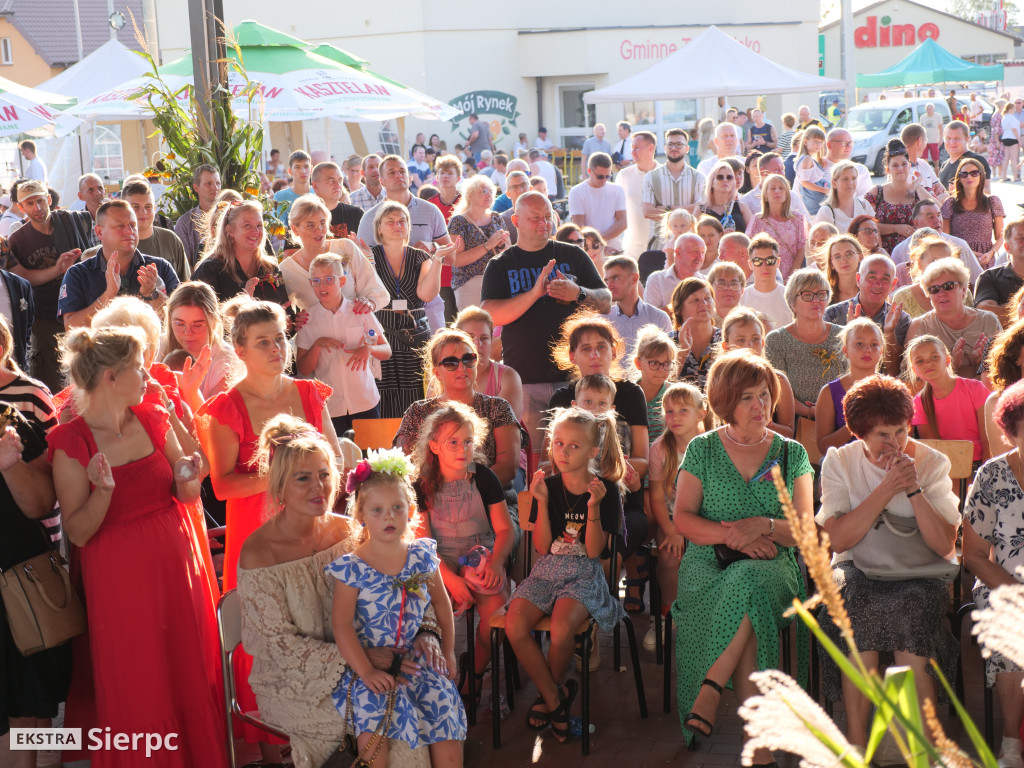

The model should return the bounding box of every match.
[350,154,386,212]
[641,128,706,223]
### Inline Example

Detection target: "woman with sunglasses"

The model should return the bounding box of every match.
[279,195,389,314]
[395,328,523,501]
[691,160,752,235]
[745,174,807,281]
[865,139,933,254]
[906,257,1002,380]
[765,268,845,421]
[581,227,607,270]
[940,157,1004,269]
[554,223,585,246]
[848,214,886,255]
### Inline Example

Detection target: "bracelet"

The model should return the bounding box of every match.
[387,651,404,677]
[414,626,442,644]
[767,518,775,537]
[588,516,601,522]
[906,487,924,499]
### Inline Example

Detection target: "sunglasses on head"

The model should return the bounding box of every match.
[439,352,478,371]
[958,169,982,179]
[751,256,778,267]
[927,280,961,295]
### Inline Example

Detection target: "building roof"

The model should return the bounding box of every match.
[0,0,145,68]
[819,0,1022,43]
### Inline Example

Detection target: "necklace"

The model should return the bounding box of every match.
[561,477,588,516]
[247,379,283,400]
[722,425,770,446]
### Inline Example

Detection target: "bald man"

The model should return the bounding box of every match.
[644,232,706,311]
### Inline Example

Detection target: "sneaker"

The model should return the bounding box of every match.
[643,624,658,652]
[574,624,600,672]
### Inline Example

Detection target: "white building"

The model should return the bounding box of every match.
[151,0,823,158]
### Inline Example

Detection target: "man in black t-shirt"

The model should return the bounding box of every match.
[480,192,610,454]
[938,120,992,192]
[311,161,363,239]
[976,216,1024,326]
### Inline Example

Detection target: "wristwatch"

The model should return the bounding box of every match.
[141,290,159,301]
[576,285,588,304]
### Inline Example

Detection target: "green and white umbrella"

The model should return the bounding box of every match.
[0,73,80,137]
[67,21,456,122]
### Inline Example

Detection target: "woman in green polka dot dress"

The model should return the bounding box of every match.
[671,350,813,760]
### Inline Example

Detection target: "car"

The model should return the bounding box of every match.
[839,97,952,176]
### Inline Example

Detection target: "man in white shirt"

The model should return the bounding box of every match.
[825,128,873,196]
[19,140,46,182]
[569,153,627,252]
[528,150,558,200]
[696,123,743,176]
[739,234,792,329]
[740,153,809,219]
[612,121,632,170]
[535,127,554,151]
[616,131,660,260]
[900,123,949,203]
[645,233,706,310]
[603,255,672,367]
[919,102,945,174]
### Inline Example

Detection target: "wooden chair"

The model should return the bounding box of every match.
[916,438,974,508]
[351,418,404,452]
[488,490,647,754]
[796,416,822,466]
[217,590,290,768]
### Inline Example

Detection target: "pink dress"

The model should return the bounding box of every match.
[912,377,990,461]
[48,404,225,767]
[195,377,331,744]
[745,213,807,280]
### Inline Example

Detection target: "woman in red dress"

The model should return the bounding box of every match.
[195,299,340,763]
[49,325,225,768]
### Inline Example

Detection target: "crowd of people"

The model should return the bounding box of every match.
[4,103,1024,768]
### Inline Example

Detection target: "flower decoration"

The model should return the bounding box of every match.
[19,298,27,312]
[367,447,414,479]
[345,459,372,494]
[393,572,432,597]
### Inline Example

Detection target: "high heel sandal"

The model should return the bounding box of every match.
[683,678,723,737]
[549,679,578,743]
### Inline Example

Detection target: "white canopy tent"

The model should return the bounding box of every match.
[584,26,846,103]
[35,40,152,206]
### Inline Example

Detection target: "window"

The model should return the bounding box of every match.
[891,108,912,135]
[558,84,596,150]
[623,99,698,152]
[92,125,125,183]
[0,39,12,66]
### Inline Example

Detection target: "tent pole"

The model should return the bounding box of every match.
[345,123,368,156]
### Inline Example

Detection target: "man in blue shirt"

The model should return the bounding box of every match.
[59,199,179,330]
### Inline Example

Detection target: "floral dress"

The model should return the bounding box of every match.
[964,455,1024,684]
[988,111,1005,170]
[745,213,807,280]
[326,539,466,749]
[865,186,920,254]
[670,327,722,391]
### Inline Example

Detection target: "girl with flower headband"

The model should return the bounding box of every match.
[506,406,626,743]
[326,447,466,766]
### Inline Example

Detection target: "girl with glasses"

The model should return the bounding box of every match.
[692,160,752,235]
[631,324,678,443]
[940,157,1004,269]
[411,401,514,709]
[906,257,1002,380]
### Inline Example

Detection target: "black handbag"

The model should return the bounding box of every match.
[391,312,431,350]
[714,441,789,569]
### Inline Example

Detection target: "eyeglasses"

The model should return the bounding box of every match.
[566,237,584,244]
[171,319,208,334]
[665,142,687,149]
[309,275,340,286]
[442,438,475,452]
[300,221,327,232]
[750,256,779,267]
[714,279,743,290]
[958,169,982,179]
[643,359,674,371]
[798,290,830,302]
[715,174,735,181]
[927,280,961,295]
[439,352,478,371]
[593,173,611,180]
[585,242,601,250]
[857,227,880,235]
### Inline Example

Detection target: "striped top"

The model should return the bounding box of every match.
[0,373,56,439]
[641,163,706,212]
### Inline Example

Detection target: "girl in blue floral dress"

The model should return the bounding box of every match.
[327,449,466,767]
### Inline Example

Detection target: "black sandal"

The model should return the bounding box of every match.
[526,695,550,731]
[683,678,723,737]
[549,679,579,743]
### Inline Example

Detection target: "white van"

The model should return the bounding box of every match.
[840,98,952,176]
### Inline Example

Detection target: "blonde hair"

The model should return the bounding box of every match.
[345,468,416,545]
[546,406,626,487]
[575,373,617,400]
[163,281,224,355]
[372,200,410,243]
[454,306,494,335]
[0,313,22,374]
[908,235,954,280]
[200,199,277,283]
[230,300,291,370]
[663,208,696,242]
[823,161,860,208]
[60,325,146,409]
[757,174,793,219]
[258,414,338,513]
[721,306,767,344]
[920,256,970,289]
[655,383,705,498]
[200,189,243,242]
[452,175,496,217]
[93,296,162,367]
[411,401,489,504]
[309,252,346,275]
[288,194,332,241]
[631,325,677,378]
[421,328,477,393]
[904,334,953,437]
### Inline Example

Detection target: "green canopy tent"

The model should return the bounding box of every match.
[856,37,1003,88]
